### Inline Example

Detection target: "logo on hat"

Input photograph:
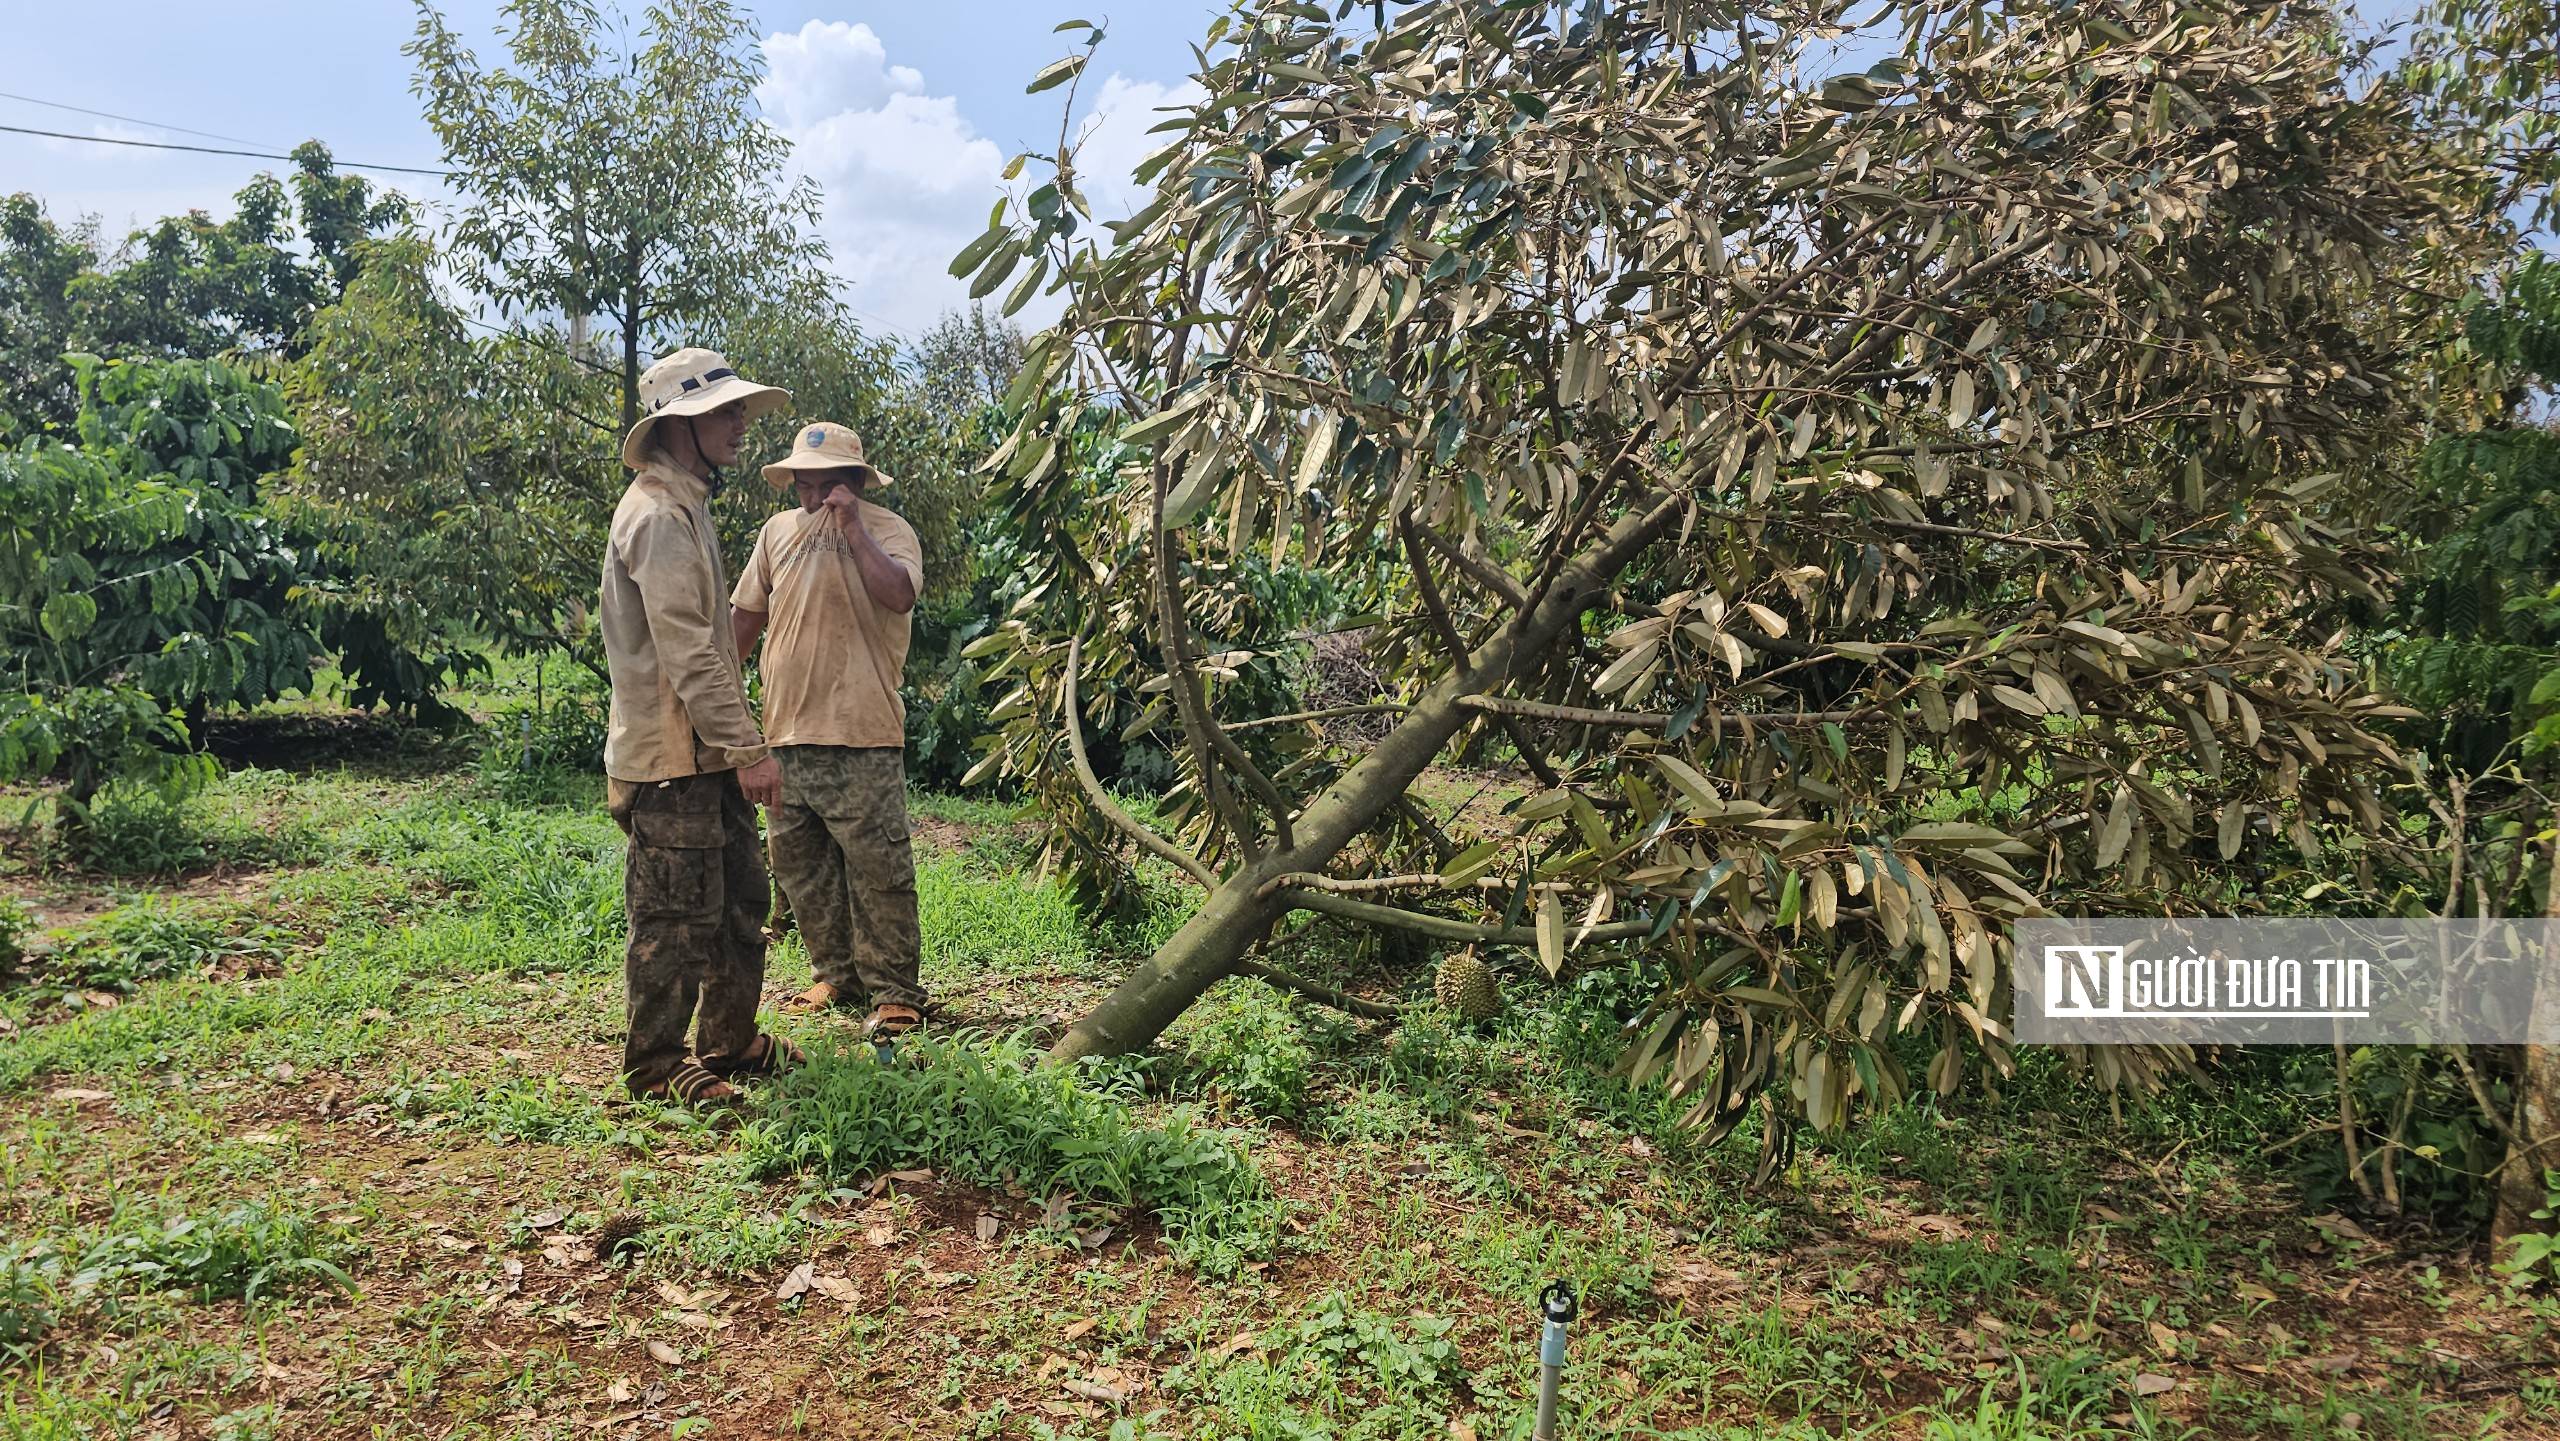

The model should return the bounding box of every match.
[805,428,828,449]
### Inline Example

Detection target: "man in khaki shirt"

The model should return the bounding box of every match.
[600,347,800,1108]
[732,422,928,1038]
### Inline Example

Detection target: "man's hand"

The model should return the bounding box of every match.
[821,486,864,528]
[737,755,783,808]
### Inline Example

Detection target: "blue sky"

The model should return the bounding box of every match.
[1,3,1222,338]
[5,2,2433,341]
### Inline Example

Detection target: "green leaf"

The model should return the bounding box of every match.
[948,225,1008,279]
[1439,840,1502,886]
[1028,55,1089,94]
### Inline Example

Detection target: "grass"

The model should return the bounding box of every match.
[0,734,2552,1438]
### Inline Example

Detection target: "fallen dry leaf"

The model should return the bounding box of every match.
[645,1340,681,1366]
[1064,1379,1127,1406]
[2148,1320,2179,1356]
[776,1263,815,1302]
[2133,1373,2177,1396]
[976,1212,1001,1243]
[885,1168,934,1186]
[810,1274,860,1305]
[1217,1330,1259,1357]
[2235,1281,2277,1304]
[525,1208,565,1230]
[1062,1318,1099,1341]
[607,1376,635,1404]
[1074,1224,1114,1251]
[1448,1422,1479,1441]
[865,1224,897,1248]
[49,1088,110,1103]
[2307,1353,2357,1375]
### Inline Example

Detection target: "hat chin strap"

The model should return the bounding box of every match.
[681,415,726,498]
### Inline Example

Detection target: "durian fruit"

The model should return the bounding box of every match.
[592,1211,649,1265]
[1433,948,1502,1021]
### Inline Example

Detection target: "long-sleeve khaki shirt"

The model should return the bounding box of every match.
[600,454,769,782]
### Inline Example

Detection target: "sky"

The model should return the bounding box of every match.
[3,2,2435,346]
[0,2,1221,342]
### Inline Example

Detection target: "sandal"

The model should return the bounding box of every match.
[708,1032,803,1079]
[634,1061,742,1111]
[780,982,856,1014]
[864,1003,924,1041]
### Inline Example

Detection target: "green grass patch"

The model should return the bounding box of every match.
[742,1034,1278,1274]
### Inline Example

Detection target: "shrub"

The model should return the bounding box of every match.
[742,1033,1277,1273]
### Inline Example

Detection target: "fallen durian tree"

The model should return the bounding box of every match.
[957,0,2492,1145]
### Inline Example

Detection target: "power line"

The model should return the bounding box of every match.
[0,88,269,148]
[0,123,451,178]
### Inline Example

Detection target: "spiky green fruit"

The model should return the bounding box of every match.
[1433,950,1501,1021]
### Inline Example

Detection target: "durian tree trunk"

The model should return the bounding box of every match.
[2491,802,2560,1251]
[1047,493,1682,1061]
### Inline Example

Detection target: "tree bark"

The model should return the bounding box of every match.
[2490,802,2560,1250]
[1047,490,1683,1061]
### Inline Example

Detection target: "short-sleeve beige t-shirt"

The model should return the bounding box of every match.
[732,502,924,751]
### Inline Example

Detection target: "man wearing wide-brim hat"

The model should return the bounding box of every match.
[730,422,929,1041]
[599,346,804,1109]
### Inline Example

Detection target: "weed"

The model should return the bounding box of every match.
[44,897,292,997]
[918,856,1094,980]
[743,1034,1278,1273]
[1170,978,1317,1121]
[33,1200,358,1306]
[0,1248,59,1357]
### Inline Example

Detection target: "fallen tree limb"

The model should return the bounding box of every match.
[1233,957,1401,1022]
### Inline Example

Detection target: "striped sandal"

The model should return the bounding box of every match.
[708,1032,803,1080]
[863,1004,924,1042]
[780,982,854,1014]
[635,1061,742,1111]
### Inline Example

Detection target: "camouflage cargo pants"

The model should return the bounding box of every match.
[769,745,925,1012]
[607,769,768,1093]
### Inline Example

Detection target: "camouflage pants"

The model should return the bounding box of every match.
[769,745,924,1012]
[608,769,768,1092]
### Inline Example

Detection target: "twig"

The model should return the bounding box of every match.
[1279,886,1656,948]
[1223,703,1412,734]
[1064,635,1216,889]
[1233,958,1400,1022]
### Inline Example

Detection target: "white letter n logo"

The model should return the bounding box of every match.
[2046,945,2124,1016]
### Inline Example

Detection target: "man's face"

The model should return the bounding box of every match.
[793,469,865,512]
[690,400,749,466]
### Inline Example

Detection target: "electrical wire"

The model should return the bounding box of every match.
[0,88,270,148]
[0,123,451,177]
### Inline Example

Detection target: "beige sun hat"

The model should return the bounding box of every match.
[620,347,792,471]
[762,421,894,490]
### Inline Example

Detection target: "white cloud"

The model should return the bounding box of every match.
[759,20,1199,340]
[1067,74,1207,223]
[759,20,924,131]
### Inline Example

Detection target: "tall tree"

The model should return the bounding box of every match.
[408,0,829,427]
[962,0,2481,1153]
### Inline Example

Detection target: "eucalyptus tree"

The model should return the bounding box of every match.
[960,0,2481,1148]
[409,0,828,426]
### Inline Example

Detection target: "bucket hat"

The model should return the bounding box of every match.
[762,422,894,490]
[620,347,792,471]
